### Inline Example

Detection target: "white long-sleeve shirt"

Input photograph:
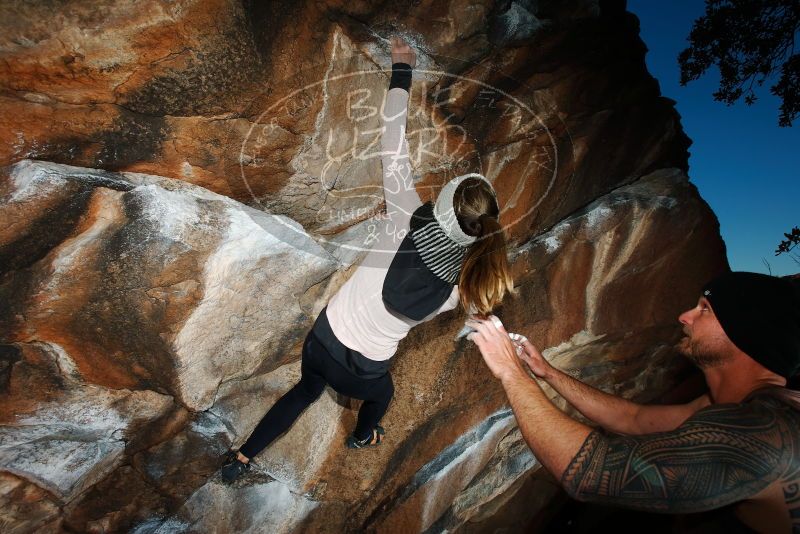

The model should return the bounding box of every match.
[326,87,459,361]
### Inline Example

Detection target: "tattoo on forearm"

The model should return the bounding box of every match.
[561,397,800,518]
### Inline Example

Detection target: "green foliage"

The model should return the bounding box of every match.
[776,226,800,265]
[678,0,800,127]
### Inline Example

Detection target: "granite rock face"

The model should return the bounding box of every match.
[0,160,337,411]
[0,161,725,532]
[1,0,689,246]
[0,0,728,532]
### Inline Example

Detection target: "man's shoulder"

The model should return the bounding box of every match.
[684,387,800,430]
[746,386,800,409]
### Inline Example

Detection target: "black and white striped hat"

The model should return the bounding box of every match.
[409,174,496,284]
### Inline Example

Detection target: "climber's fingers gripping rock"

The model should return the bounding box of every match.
[390,35,416,68]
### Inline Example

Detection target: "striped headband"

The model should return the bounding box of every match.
[433,173,496,246]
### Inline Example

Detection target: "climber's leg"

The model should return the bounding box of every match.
[352,372,394,442]
[237,333,328,460]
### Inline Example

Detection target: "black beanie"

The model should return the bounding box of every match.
[702,272,800,379]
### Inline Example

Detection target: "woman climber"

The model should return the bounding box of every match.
[221,36,515,483]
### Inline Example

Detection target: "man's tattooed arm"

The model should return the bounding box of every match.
[560,398,798,514]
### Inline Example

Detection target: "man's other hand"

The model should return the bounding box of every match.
[516,337,553,380]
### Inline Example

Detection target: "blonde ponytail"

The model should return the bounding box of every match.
[453,179,515,315]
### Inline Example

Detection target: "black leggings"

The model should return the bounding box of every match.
[239,330,394,459]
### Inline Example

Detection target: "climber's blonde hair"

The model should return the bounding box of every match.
[454,178,515,315]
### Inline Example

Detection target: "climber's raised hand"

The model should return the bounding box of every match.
[390,36,416,68]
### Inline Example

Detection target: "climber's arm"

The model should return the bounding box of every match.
[380,37,420,226]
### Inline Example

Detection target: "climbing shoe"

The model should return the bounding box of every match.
[346,426,385,449]
[221,451,250,483]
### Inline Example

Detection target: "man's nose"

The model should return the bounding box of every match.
[678,308,694,326]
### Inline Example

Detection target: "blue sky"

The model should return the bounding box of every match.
[627,1,799,276]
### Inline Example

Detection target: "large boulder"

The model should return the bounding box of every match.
[0,160,338,411]
[1,0,689,246]
[0,0,729,532]
[0,158,725,533]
